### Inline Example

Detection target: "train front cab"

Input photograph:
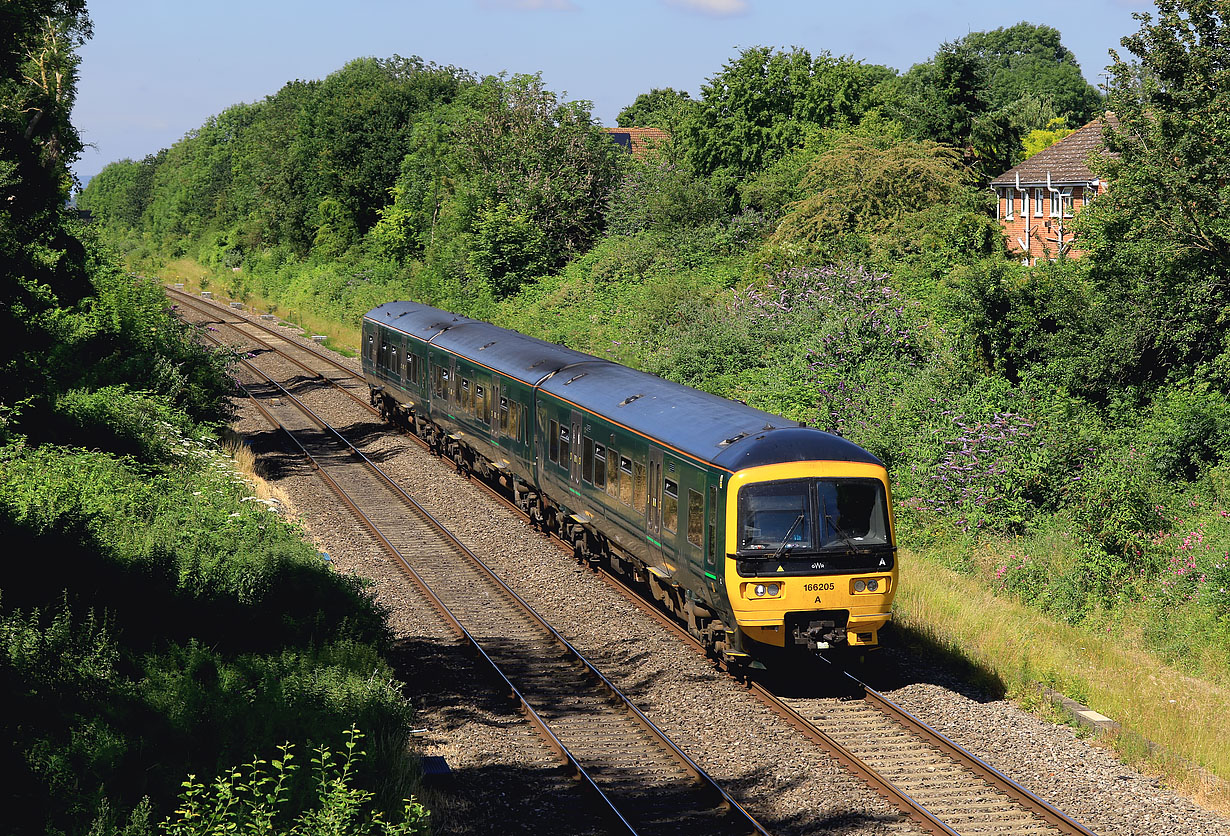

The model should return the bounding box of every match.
[723,460,897,664]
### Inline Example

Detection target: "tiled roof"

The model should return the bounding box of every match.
[603,127,670,158]
[991,115,1116,187]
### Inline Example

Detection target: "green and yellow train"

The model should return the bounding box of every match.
[362,301,897,668]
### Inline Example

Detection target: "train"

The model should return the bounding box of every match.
[361,301,897,669]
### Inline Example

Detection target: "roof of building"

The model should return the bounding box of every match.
[991,115,1115,187]
[603,127,670,158]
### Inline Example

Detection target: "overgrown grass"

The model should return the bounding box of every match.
[896,548,1230,806]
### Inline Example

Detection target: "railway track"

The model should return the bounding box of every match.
[207,320,768,836]
[172,287,1101,836]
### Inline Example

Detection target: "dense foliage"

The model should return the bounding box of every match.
[3,5,424,834]
[79,4,1230,697]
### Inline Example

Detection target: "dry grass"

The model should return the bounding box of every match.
[220,429,294,513]
[150,261,362,356]
[895,550,1230,811]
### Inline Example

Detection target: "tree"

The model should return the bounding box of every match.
[616,87,693,130]
[1021,117,1075,159]
[886,23,1102,179]
[771,133,976,245]
[683,46,894,191]
[1,0,94,419]
[962,23,1103,125]
[444,73,621,289]
[1077,0,1230,388]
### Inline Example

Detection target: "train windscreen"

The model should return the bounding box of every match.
[738,477,889,556]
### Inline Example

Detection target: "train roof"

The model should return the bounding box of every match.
[366,301,596,385]
[537,356,880,471]
[364,301,882,472]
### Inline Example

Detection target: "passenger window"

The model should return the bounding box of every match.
[663,478,679,533]
[559,425,571,469]
[688,489,703,547]
[510,402,521,443]
[549,419,560,464]
[499,397,509,432]
[476,384,488,424]
[620,456,634,506]
[633,461,647,514]
[460,379,471,412]
[583,437,594,484]
[594,444,606,490]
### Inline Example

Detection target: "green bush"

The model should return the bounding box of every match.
[0,440,413,834]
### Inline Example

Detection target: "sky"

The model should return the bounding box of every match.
[71,0,1156,182]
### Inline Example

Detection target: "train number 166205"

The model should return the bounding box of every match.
[803,582,835,592]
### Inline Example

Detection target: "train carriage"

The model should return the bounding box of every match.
[362,301,897,668]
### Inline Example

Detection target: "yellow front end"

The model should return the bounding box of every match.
[724,461,897,650]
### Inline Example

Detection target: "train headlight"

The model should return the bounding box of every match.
[754,584,767,597]
[766,583,780,597]
[853,577,886,594]
[749,583,781,599]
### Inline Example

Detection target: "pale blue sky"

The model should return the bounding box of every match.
[72,0,1155,181]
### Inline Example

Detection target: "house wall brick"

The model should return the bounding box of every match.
[993,182,1103,262]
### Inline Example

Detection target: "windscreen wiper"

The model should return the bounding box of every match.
[768,513,805,562]
[824,514,861,552]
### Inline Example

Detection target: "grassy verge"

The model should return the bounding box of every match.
[896,549,1230,810]
[158,261,364,355]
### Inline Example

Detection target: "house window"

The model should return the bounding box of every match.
[1050,187,1073,218]
[1004,189,1014,220]
[1034,188,1045,217]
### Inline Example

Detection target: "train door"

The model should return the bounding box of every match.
[377,330,391,380]
[647,447,664,563]
[676,462,704,583]
[363,322,377,369]
[704,479,722,595]
[449,357,459,414]
[569,410,583,488]
[493,382,504,445]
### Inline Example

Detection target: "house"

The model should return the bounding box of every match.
[603,127,670,159]
[990,116,1112,263]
